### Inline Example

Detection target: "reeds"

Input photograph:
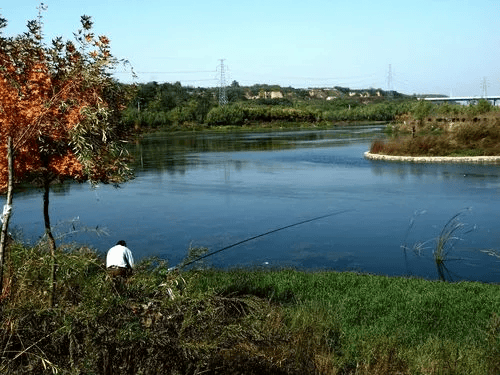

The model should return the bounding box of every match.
[433,210,476,281]
[433,211,467,265]
[401,209,474,281]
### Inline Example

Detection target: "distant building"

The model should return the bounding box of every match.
[270,91,283,99]
[308,89,328,99]
[246,90,283,100]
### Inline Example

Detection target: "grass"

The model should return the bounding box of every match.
[0,241,499,374]
[194,269,500,374]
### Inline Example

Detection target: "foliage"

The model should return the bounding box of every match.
[122,82,217,129]
[411,100,433,122]
[119,80,500,133]
[0,12,132,190]
[0,8,133,305]
[206,104,246,125]
[120,81,419,129]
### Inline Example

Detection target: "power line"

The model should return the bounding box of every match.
[115,63,403,93]
[279,73,378,81]
[114,70,215,74]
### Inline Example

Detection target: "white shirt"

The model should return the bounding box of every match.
[106,244,135,269]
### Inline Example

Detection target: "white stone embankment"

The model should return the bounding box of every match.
[364,152,500,164]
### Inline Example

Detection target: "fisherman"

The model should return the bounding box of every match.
[106,240,135,280]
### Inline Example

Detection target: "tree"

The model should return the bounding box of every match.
[227,80,245,103]
[412,100,433,136]
[0,138,13,299]
[0,10,132,305]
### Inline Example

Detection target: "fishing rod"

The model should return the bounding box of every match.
[177,209,354,269]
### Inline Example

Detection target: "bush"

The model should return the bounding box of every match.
[474,99,493,115]
[206,105,246,126]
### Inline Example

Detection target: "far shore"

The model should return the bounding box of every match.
[364,151,500,164]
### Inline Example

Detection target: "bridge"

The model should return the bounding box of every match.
[421,96,500,105]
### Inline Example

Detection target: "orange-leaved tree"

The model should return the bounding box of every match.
[0,11,133,305]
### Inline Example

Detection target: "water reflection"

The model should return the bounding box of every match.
[128,126,385,174]
[370,161,500,193]
[14,180,84,199]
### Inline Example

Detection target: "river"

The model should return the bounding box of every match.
[10,125,500,282]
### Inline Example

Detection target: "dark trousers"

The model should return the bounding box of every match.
[107,266,131,278]
[107,267,132,292]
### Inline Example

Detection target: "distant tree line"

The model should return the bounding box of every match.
[122,81,495,129]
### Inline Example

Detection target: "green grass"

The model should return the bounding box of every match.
[192,268,500,374]
[1,242,499,374]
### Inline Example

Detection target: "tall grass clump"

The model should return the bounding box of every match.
[433,211,468,264]
[401,209,475,281]
[431,210,470,281]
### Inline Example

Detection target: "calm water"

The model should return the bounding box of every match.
[11,125,500,282]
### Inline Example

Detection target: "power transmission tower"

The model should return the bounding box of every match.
[217,59,228,106]
[481,77,488,98]
[387,64,393,98]
[36,3,48,38]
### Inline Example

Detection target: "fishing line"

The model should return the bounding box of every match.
[179,209,354,269]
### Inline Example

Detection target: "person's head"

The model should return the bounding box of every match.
[116,240,127,247]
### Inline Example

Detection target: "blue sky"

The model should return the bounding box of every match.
[1,0,499,96]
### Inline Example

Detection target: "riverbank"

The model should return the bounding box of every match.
[1,242,499,374]
[130,119,389,136]
[364,151,500,164]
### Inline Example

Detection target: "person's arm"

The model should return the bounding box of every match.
[124,248,134,269]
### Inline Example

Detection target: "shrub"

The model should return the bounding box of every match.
[206,105,246,126]
[474,99,493,115]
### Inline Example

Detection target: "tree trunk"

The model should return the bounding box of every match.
[0,137,14,298]
[43,174,57,308]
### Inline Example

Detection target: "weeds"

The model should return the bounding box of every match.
[1,241,498,374]
[175,243,209,270]
[0,243,338,374]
